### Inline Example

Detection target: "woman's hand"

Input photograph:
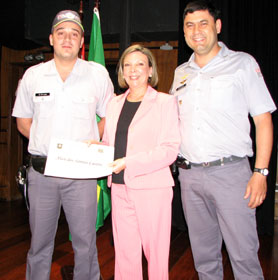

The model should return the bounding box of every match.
[84,140,101,146]
[109,158,126,174]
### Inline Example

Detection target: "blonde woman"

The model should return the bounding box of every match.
[103,45,181,280]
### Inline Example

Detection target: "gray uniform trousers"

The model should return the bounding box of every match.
[179,158,264,280]
[26,167,100,280]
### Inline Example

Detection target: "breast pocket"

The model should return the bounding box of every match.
[72,96,96,120]
[33,94,55,118]
[210,75,235,110]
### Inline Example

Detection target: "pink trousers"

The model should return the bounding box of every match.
[111,184,173,280]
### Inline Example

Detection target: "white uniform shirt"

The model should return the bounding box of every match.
[12,58,114,156]
[170,42,276,163]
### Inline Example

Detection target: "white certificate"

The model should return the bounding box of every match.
[44,138,114,179]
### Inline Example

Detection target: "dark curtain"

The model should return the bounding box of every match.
[176,0,278,235]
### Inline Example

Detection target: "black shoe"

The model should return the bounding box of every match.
[61,265,103,280]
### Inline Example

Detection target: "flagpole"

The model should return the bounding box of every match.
[95,0,100,9]
[79,0,85,59]
[87,0,111,232]
[79,0,84,22]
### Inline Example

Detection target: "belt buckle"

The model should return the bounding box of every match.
[220,157,225,166]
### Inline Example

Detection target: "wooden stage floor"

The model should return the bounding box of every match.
[0,200,277,279]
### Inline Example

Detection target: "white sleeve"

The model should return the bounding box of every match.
[243,55,276,116]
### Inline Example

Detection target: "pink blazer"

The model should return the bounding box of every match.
[102,86,181,189]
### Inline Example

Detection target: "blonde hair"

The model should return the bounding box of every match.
[117,44,159,88]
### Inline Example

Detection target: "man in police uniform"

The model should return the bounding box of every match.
[12,10,113,280]
[170,1,276,279]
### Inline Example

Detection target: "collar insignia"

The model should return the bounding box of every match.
[180,74,189,84]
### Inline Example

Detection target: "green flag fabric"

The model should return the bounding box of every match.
[88,7,105,66]
[70,8,110,243]
[69,7,110,243]
[89,8,111,231]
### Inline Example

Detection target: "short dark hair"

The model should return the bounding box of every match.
[183,0,221,21]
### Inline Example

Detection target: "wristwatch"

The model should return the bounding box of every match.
[254,168,269,176]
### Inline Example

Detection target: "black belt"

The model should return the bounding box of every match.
[30,155,47,174]
[176,155,245,170]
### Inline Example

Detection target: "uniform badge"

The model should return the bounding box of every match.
[180,74,189,84]
[255,67,262,78]
[57,143,63,149]
[176,74,189,91]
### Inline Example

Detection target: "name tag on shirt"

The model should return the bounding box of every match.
[33,92,52,102]
[176,83,187,91]
[35,92,50,97]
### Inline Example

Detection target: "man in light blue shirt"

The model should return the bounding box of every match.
[171,1,276,279]
[12,10,113,280]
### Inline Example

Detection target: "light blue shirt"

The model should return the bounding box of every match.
[12,58,114,156]
[170,42,276,163]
